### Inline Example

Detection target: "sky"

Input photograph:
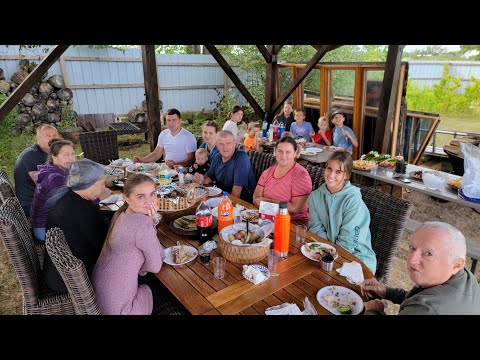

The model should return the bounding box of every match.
[404,45,460,52]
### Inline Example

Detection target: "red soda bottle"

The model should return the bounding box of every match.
[196,196,213,243]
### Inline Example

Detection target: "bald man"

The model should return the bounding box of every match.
[360,221,480,315]
[14,124,58,218]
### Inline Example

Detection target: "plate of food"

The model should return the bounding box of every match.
[316,285,363,315]
[301,241,338,261]
[300,150,317,156]
[206,186,222,197]
[164,245,198,266]
[173,215,197,232]
[409,170,423,181]
[447,177,462,190]
[240,209,260,222]
[169,215,217,236]
[353,159,376,171]
[242,264,270,284]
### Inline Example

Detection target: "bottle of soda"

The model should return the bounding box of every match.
[217,191,233,233]
[178,166,184,184]
[274,201,290,257]
[272,119,279,140]
[262,115,269,138]
[196,196,213,243]
[278,122,285,138]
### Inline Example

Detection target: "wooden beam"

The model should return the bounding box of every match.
[264,45,277,121]
[0,45,69,123]
[141,45,162,152]
[271,45,342,116]
[373,45,405,152]
[204,45,264,120]
[256,45,272,63]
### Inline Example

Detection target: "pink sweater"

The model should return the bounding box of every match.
[92,212,165,315]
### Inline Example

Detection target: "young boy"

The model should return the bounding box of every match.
[290,109,314,142]
[331,110,358,152]
[309,116,332,146]
[244,122,261,151]
[188,148,210,176]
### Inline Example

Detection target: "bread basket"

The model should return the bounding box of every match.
[217,223,271,264]
[156,183,208,212]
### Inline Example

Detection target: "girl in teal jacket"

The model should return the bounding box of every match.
[308,151,377,274]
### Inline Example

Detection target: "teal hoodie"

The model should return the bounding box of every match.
[308,181,377,274]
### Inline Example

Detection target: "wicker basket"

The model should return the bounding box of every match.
[217,224,270,264]
[157,184,208,212]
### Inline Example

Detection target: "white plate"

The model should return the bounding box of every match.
[301,242,339,262]
[206,187,222,197]
[316,286,363,315]
[99,194,124,205]
[303,147,323,153]
[300,150,317,156]
[164,245,198,266]
[242,264,270,284]
[204,197,223,208]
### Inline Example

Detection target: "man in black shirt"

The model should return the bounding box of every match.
[14,124,58,218]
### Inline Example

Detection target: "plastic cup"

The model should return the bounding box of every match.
[295,224,307,246]
[212,257,226,279]
[268,249,279,276]
[199,249,211,265]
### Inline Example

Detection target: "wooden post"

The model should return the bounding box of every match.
[373,45,405,153]
[59,55,69,87]
[141,45,162,152]
[0,45,69,123]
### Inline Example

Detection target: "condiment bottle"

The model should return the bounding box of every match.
[178,166,184,184]
[217,191,233,233]
[273,201,290,257]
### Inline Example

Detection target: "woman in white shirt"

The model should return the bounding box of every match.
[222,105,244,143]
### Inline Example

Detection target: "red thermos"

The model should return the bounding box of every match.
[273,202,290,257]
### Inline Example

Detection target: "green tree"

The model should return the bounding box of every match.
[459,45,480,60]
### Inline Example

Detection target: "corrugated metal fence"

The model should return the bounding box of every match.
[0,45,247,115]
[408,60,480,93]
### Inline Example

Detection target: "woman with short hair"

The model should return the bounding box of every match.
[253,137,312,226]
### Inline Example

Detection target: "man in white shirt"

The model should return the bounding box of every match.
[133,108,196,168]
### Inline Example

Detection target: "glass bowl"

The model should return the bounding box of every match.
[422,170,447,190]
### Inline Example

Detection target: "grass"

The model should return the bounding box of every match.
[430,114,480,149]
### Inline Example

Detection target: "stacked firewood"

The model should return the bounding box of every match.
[0,60,75,135]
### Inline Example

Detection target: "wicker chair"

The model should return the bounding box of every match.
[0,166,13,187]
[303,164,325,191]
[79,130,119,165]
[359,186,414,284]
[247,150,276,181]
[0,197,74,314]
[0,181,15,205]
[46,227,101,315]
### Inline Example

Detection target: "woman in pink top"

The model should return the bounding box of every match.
[253,137,312,226]
[92,174,184,315]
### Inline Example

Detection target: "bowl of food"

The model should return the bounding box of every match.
[422,170,447,190]
[218,223,270,264]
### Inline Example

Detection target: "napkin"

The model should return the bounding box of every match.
[265,303,302,315]
[336,261,364,285]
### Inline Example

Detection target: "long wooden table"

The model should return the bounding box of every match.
[155,195,374,315]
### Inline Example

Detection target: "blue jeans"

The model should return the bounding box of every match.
[33,227,46,241]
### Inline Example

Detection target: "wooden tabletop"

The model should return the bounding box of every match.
[155,195,374,315]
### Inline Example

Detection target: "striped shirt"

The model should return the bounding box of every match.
[257,163,312,225]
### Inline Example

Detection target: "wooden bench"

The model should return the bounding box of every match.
[406,219,479,274]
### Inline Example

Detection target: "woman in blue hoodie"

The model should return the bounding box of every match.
[308,151,377,274]
[30,139,76,240]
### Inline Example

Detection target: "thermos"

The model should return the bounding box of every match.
[273,202,290,257]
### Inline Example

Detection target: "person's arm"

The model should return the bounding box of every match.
[193,173,213,185]
[288,194,309,213]
[28,170,38,182]
[166,151,195,168]
[319,131,332,146]
[133,146,163,163]
[231,185,243,198]
[253,134,260,151]
[344,129,358,148]
[252,185,265,206]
